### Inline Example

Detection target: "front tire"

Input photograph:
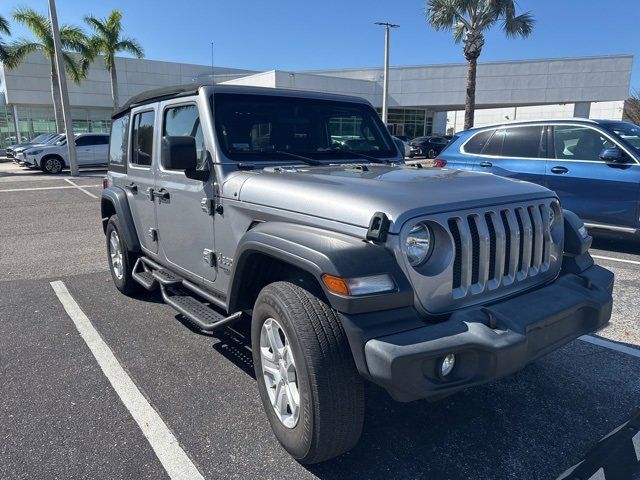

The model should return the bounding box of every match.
[427,148,437,159]
[41,155,64,174]
[251,281,365,464]
[106,215,140,295]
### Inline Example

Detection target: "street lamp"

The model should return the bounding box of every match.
[374,22,399,126]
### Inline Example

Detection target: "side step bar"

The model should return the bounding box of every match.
[161,285,243,332]
[131,258,158,291]
[131,256,241,333]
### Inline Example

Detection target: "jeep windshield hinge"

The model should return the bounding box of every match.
[201,197,214,215]
[366,211,390,242]
[202,248,216,267]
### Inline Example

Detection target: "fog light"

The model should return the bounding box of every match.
[439,354,456,377]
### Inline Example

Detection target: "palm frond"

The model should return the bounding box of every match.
[453,22,467,43]
[2,39,40,68]
[12,8,51,44]
[0,14,10,35]
[62,51,83,84]
[503,11,535,38]
[116,38,143,58]
[426,0,470,30]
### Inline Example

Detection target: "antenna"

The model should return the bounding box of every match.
[211,42,216,85]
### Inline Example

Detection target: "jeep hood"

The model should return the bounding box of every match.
[227,165,554,233]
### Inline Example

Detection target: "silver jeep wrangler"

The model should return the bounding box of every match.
[101,84,614,463]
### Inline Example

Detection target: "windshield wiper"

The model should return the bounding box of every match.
[271,150,322,166]
[327,148,391,164]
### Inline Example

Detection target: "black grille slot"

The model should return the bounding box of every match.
[469,216,480,285]
[527,207,537,268]
[485,213,497,280]
[501,210,511,276]
[539,204,548,263]
[515,209,525,273]
[449,218,462,289]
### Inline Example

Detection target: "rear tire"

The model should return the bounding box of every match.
[106,214,140,295]
[41,155,64,174]
[251,281,365,464]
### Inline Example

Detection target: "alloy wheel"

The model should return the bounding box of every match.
[109,230,124,280]
[260,317,300,429]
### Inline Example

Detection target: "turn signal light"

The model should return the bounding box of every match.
[321,274,350,296]
[433,158,447,168]
[102,177,109,189]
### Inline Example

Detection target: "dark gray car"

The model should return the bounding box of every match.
[101,84,614,464]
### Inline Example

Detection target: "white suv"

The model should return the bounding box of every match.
[22,132,110,174]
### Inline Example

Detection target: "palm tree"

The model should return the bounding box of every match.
[0,15,11,63]
[426,0,534,130]
[5,8,89,132]
[84,10,143,109]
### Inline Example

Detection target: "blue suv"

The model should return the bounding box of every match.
[439,119,640,235]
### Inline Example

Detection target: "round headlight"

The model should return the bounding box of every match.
[405,222,433,267]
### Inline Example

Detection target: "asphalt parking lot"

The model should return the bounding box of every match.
[1,161,639,479]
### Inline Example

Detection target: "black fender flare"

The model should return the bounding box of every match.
[101,186,140,252]
[227,222,413,314]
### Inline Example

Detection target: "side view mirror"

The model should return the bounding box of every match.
[599,147,626,164]
[161,136,208,180]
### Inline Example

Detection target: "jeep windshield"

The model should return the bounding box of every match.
[213,93,396,162]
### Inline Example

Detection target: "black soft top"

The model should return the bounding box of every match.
[112,83,371,119]
[112,84,207,118]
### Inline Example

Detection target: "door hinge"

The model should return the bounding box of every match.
[147,228,158,242]
[202,248,215,266]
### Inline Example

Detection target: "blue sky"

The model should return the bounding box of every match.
[2,0,639,90]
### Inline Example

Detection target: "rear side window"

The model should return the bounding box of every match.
[131,111,155,167]
[464,130,494,154]
[108,114,129,170]
[501,126,544,158]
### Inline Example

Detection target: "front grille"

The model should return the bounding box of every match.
[449,202,553,298]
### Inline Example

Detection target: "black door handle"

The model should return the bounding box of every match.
[124,182,138,193]
[479,161,493,168]
[155,188,170,201]
[551,166,569,174]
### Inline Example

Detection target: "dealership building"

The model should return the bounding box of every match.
[0,52,632,146]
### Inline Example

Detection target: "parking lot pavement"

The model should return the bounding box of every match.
[1,162,639,479]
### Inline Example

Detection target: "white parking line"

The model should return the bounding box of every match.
[0,184,100,193]
[50,281,205,480]
[579,335,640,359]
[592,255,640,267]
[64,178,99,199]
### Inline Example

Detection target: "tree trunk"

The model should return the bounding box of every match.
[50,62,65,133]
[110,66,119,110]
[462,31,485,131]
[464,56,477,131]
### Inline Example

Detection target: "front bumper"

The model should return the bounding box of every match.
[360,263,613,402]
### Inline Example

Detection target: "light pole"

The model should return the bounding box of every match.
[48,0,78,175]
[374,22,399,126]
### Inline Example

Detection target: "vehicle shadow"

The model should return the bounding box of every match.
[206,327,640,480]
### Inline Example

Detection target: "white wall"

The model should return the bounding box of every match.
[1,51,257,108]
[308,55,633,109]
[444,101,630,133]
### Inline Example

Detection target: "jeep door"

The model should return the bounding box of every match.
[546,124,640,228]
[154,99,217,283]
[473,125,548,187]
[126,107,158,254]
